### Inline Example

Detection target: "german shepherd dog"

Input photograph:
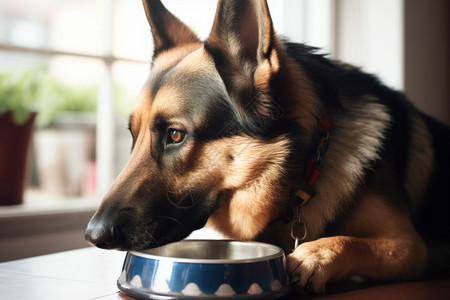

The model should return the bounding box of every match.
[85,0,450,293]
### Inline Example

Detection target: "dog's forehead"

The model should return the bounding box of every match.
[151,47,221,97]
[149,47,229,119]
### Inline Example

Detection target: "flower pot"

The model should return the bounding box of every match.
[33,112,96,197]
[0,111,36,205]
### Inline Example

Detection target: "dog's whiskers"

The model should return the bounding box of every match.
[143,230,159,247]
[131,229,159,250]
[153,215,187,230]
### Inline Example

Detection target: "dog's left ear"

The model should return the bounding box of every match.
[142,0,200,59]
[205,0,281,133]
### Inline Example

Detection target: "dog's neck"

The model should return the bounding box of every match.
[261,113,332,252]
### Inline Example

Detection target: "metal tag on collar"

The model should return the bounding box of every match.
[290,205,307,250]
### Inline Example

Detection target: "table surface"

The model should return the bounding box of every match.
[1,247,449,300]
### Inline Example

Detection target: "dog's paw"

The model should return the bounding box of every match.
[287,238,343,294]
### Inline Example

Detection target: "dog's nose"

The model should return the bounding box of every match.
[85,218,123,250]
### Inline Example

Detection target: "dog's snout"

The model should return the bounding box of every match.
[85,217,124,250]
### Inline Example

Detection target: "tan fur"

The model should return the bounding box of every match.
[253,49,279,91]
[205,135,291,239]
[150,43,203,77]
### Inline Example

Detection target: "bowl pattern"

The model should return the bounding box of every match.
[117,241,290,299]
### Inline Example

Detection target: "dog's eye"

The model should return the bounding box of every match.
[168,129,185,144]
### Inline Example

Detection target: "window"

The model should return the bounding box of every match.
[0,0,150,209]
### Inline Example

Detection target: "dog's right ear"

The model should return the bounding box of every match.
[142,0,200,58]
[205,0,281,135]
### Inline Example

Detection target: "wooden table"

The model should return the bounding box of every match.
[0,247,131,300]
[1,247,449,299]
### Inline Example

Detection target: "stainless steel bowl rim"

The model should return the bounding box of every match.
[128,240,285,264]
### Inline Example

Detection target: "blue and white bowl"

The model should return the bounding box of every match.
[117,240,290,299]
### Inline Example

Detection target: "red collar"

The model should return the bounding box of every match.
[281,114,331,222]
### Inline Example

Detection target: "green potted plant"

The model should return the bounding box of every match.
[0,69,42,205]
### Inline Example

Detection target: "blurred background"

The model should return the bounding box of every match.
[0,0,448,261]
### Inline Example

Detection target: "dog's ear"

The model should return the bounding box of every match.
[205,0,281,134]
[207,0,276,64]
[142,0,200,58]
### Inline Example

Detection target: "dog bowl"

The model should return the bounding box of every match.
[117,240,290,299]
